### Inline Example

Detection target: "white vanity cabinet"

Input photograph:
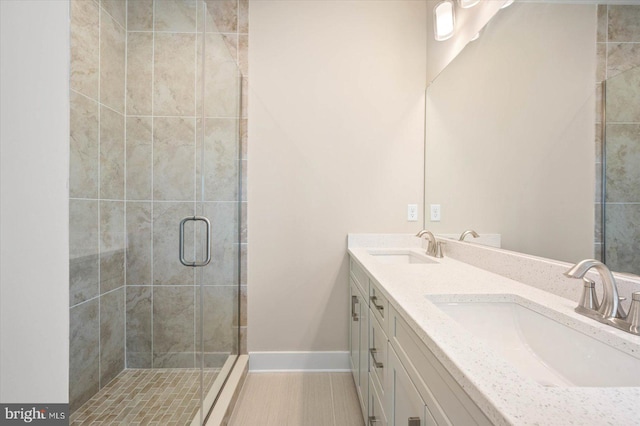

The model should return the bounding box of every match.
[348,254,491,426]
[369,279,389,426]
[388,306,492,426]
[350,259,369,418]
[387,345,436,426]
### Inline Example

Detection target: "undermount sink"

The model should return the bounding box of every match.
[431,297,640,387]
[368,249,436,265]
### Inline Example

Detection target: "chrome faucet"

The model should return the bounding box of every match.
[459,229,480,241]
[565,259,620,319]
[415,230,443,258]
[564,259,640,335]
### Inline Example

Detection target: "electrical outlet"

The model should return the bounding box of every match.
[430,204,441,222]
[407,204,418,222]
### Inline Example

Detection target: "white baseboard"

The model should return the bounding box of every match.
[248,351,350,372]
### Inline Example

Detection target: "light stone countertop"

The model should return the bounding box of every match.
[348,235,640,426]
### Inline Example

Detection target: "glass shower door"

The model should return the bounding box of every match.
[68,1,242,424]
[193,1,242,423]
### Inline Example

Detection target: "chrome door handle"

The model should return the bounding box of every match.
[179,216,211,267]
[369,348,383,369]
[408,417,420,426]
[368,416,381,425]
[370,295,384,312]
[352,295,359,321]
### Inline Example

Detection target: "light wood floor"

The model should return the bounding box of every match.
[228,373,364,426]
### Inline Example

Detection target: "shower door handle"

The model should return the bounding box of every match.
[179,216,212,267]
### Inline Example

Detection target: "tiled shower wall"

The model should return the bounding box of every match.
[124,0,241,371]
[595,5,640,273]
[69,0,127,412]
[69,0,248,413]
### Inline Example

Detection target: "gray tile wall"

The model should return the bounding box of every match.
[124,0,248,371]
[69,0,127,413]
[597,5,640,273]
[70,0,248,412]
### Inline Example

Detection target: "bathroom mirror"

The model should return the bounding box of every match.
[602,63,640,275]
[424,1,640,276]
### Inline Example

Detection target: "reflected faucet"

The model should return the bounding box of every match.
[415,230,443,258]
[459,229,480,241]
[564,259,640,335]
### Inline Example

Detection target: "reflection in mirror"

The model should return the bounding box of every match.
[604,64,640,276]
[425,2,640,275]
[425,2,598,264]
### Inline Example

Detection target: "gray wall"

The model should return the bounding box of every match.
[69,0,127,412]
[0,0,70,404]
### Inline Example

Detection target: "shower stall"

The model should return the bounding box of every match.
[602,65,640,276]
[68,0,245,423]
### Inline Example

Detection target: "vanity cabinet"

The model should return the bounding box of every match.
[387,345,435,426]
[370,281,389,331]
[349,254,491,426]
[369,374,388,426]
[389,306,492,426]
[369,307,387,395]
[350,259,369,418]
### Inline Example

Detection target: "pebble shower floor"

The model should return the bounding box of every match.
[70,369,218,425]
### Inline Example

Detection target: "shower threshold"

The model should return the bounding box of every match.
[70,368,219,425]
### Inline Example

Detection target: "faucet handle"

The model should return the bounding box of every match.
[626,292,640,333]
[434,241,445,258]
[616,296,627,319]
[578,279,599,311]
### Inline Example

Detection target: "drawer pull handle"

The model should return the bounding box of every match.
[369,416,381,425]
[352,295,359,321]
[369,348,384,369]
[408,417,420,426]
[370,295,384,312]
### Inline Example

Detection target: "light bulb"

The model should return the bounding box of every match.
[434,1,455,41]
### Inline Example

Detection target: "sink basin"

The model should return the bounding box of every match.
[368,249,436,265]
[432,298,640,387]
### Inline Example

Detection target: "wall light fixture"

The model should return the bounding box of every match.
[434,1,455,41]
[459,0,480,8]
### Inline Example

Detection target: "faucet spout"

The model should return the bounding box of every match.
[459,229,480,241]
[415,230,438,257]
[565,259,620,319]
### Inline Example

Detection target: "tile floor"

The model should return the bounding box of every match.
[70,368,218,425]
[228,372,364,426]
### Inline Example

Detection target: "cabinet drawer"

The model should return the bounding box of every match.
[350,257,369,296]
[369,314,387,395]
[389,307,492,426]
[368,374,388,426]
[369,280,388,330]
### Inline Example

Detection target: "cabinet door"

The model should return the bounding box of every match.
[369,374,388,426]
[387,345,436,426]
[358,291,370,416]
[369,313,387,395]
[350,278,360,384]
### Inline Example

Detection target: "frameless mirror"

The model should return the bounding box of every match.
[424,1,640,276]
